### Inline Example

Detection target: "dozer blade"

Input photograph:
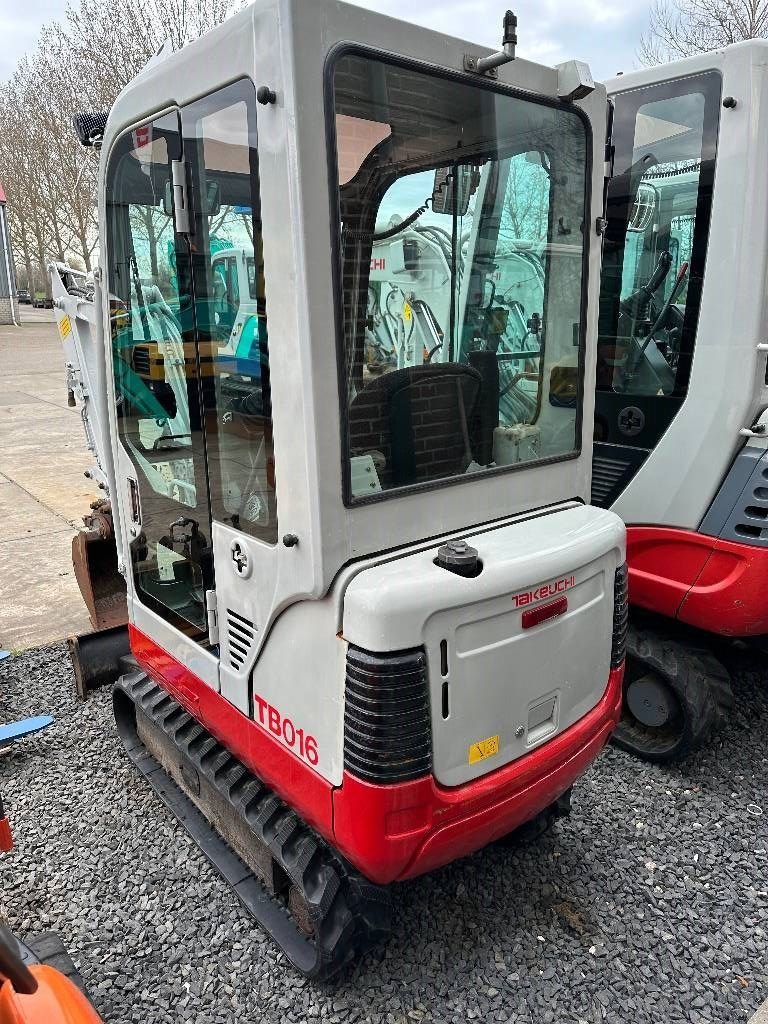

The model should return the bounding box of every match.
[113,672,391,981]
[71,530,127,633]
[68,626,131,699]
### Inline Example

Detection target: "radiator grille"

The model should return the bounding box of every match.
[344,646,432,783]
[612,563,629,668]
[227,609,255,671]
[701,448,768,547]
[733,484,768,542]
[592,453,632,507]
[132,345,151,376]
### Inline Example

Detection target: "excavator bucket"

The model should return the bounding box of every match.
[67,626,131,700]
[71,529,127,633]
[68,499,130,699]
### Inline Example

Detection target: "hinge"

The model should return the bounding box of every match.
[205,589,219,645]
[171,159,191,235]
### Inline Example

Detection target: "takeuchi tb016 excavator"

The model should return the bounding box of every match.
[590,41,768,761]
[52,1,627,978]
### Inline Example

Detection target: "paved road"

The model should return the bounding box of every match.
[0,307,99,649]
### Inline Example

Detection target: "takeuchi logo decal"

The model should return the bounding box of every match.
[513,575,576,608]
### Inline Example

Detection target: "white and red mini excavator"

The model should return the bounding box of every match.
[593,43,768,760]
[52,1,627,978]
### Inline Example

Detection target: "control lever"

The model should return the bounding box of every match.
[626,260,690,378]
[620,250,673,320]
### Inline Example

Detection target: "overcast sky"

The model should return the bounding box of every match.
[0,0,650,84]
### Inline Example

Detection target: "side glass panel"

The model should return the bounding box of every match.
[597,74,719,409]
[332,55,589,502]
[106,113,211,639]
[183,80,277,544]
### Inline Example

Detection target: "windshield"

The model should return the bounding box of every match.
[331,53,590,502]
[597,73,719,403]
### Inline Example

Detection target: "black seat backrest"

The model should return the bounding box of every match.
[348,362,483,488]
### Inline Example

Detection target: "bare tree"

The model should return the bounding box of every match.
[62,0,247,101]
[640,0,768,64]
[0,0,246,289]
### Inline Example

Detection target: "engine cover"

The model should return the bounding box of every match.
[342,504,625,787]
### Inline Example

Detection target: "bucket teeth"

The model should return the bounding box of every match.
[112,673,392,980]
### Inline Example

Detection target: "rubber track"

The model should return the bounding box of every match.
[612,624,730,763]
[113,672,391,981]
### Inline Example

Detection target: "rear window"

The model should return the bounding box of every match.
[329,52,591,503]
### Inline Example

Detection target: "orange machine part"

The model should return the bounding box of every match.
[0,965,102,1024]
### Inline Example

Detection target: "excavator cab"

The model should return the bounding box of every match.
[55,0,626,978]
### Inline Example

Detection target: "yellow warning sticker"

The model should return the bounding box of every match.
[468,734,500,766]
[58,315,72,340]
[402,301,412,322]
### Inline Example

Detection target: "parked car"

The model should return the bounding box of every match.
[16,289,30,304]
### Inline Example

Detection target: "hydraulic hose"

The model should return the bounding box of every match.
[372,202,429,241]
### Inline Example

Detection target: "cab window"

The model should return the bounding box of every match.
[331,53,589,502]
[598,74,720,400]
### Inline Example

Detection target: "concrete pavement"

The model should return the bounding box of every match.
[0,307,99,649]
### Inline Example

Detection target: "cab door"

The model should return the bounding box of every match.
[105,81,276,708]
[181,81,278,714]
[593,72,720,509]
[105,109,220,687]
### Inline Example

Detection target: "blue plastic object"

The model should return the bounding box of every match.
[0,716,54,748]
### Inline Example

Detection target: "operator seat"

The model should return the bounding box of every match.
[349,362,482,488]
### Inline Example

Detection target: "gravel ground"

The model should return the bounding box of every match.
[1,642,767,1024]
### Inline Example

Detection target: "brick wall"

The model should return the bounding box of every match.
[336,114,392,186]
[0,295,18,326]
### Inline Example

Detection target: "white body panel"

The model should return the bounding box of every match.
[50,265,111,494]
[605,43,768,529]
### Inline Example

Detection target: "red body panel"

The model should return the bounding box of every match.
[333,666,623,883]
[129,626,335,837]
[626,526,768,636]
[130,626,622,884]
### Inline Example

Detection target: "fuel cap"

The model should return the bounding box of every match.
[436,539,480,577]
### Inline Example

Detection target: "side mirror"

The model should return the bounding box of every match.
[432,165,478,216]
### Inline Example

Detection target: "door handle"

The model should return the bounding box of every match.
[127,478,142,537]
[128,478,141,522]
[230,540,251,578]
